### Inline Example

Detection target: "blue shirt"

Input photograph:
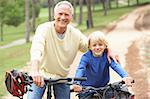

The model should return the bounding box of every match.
[75,50,128,87]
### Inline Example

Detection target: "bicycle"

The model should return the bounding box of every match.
[5,69,87,99]
[76,80,135,99]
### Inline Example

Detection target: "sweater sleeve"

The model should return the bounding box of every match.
[75,54,88,84]
[110,60,128,78]
[30,25,46,62]
[78,31,88,52]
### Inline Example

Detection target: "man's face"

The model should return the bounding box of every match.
[54,4,72,29]
[89,40,106,57]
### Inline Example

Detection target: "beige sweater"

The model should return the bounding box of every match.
[30,21,87,78]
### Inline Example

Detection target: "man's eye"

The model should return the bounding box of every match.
[65,14,69,16]
[59,13,63,15]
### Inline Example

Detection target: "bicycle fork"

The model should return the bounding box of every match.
[47,84,52,99]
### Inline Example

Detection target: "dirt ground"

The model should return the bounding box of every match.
[106,4,150,99]
[2,4,150,99]
[125,5,150,99]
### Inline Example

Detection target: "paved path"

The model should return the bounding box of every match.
[0,37,32,49]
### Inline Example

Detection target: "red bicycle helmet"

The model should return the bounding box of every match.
[5,69,28,99]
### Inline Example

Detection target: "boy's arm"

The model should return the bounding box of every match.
[75,55,88,84]
[110,60,128,78]
[110,60,133,86]
[72,55,88,92]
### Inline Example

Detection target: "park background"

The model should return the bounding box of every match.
[0,0,150,98]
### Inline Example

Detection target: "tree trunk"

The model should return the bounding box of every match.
[86,0,94,28]
[48,0,54,21]
[137,0,139,5]
[102,0,109,16]
[116,0,119,8]
[25,0,30,43]
[128,0,130,6]
[92,0,95,11]
[0,23,3,41]
[109,0,111,9]
[78,0,83,25]
[73,0,77,21]
[48,0,52,21]
[32,0,36,32]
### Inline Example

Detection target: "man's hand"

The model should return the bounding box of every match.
[29,60,44,87]
[30,71,44,87]
[107,48,120,64]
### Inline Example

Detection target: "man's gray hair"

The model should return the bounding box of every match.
[54,1,74,15]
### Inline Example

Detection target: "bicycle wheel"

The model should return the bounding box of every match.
[115,91,131,99]
[103,87,115,98]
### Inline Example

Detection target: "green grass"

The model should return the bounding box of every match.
[77,7,135,33]
[0,43,31,97]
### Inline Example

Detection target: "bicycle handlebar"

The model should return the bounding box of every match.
[43,77,87,85]
[82,80,135,91]
[23,72,87,85]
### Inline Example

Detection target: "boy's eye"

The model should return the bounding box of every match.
[99,43,103,46]
[92,44,96,47]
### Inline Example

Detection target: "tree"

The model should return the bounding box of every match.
[73,0,77,21]
[78,0,83,25]
[101,0,110,16]
[136,0,139,5]
[0,0,25,41]
[31,0,40,32]
[48,0,54,21]
[32,0,36,32]
[25,0,30,43]
[86,0,94,28]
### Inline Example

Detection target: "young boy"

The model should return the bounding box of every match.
[72,31,133,98]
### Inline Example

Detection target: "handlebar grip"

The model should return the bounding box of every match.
[73,77,87,81]
[131,80,135,83]
[121,79,135,84]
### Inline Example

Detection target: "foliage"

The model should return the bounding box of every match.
[0,0,40,27]
[0,0,25,27]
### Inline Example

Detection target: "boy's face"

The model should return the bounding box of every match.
[89,40,106,57]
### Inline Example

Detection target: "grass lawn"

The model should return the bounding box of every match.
[0,43,31,97]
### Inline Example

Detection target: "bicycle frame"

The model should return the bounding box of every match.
[77,81,135,99]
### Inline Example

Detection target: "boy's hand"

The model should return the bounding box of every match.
[72,84,82,92]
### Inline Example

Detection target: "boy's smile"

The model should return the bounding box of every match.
[89,41,106,57]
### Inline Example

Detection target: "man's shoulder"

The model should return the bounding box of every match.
[67,24,80,33]
[38,21,53,29]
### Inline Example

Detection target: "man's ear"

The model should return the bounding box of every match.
[54,15,56,20]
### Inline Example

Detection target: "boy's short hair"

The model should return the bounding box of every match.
[54,1,74,15]
[88,31,108,48]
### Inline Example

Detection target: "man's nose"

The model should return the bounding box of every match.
[60,14,66,19]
